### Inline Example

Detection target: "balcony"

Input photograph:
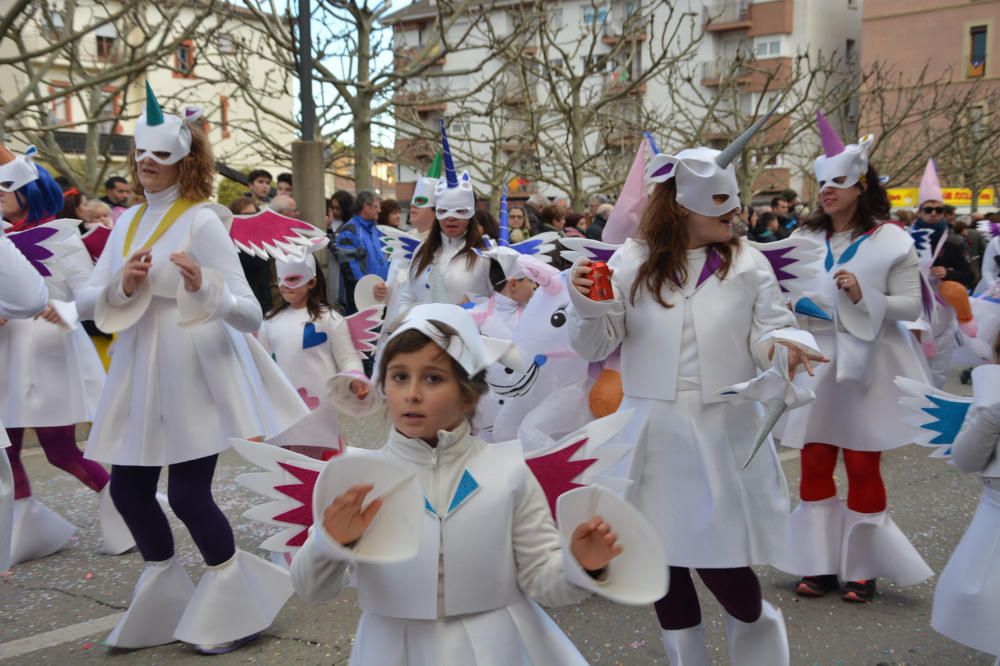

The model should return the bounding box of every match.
[393,45,446,68]
[500,138,537,154]
[395,137,436,162]
[53,130,132,156]
[700,57,792,91]
[394,85,449,113]
[602,19,649,45]
[703,0,751,32]
[603,76,647,97]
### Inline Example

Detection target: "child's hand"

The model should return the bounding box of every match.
[170,252,203,292]
[34,304,64,326]
[570,515,623,572]
[372,280,387,302]
[349,379,369,400]
[322,483,382,546]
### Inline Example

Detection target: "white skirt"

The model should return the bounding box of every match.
[85,297,306,466]
[781,322,931,452]
[621,390,791,568]
[347,597,586,666]
[0,316,105,427]
[932,485,1000,657]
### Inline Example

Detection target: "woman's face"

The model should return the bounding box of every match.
[329,199,342,221]
[508,208,526,229]
[439,216,469,239]
[0,190,24,219]
[75,195,89,218]
[136,154,180,193]
[389,210,402,227]
[686,205,736,248]
[819,182,862,220]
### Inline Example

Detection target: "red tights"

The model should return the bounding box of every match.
[799,443,885,513]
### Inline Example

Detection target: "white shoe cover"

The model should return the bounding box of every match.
[10,497,76,565]
[841,508,933,586]
[780,497,844,576]
[173,549,293,646]
[0,452,13,572]
[106,557,195,648]
[725,601,790,666]
[661,625,711,666]
[98,486,135,555]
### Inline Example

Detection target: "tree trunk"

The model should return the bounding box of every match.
[353,8,372,192]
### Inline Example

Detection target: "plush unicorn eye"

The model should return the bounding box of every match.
[550,308,567,327]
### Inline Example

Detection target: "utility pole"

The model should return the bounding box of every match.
[292,0,326,232]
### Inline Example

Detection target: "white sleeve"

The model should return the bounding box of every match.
[566,257,626,363]
[0,237,48,318]
[747,248,801,367]
[177,208,263,332]
[981,237,1000,288]
[289,527,355,604]
[512,467,591,607]
[952,405,1000,475]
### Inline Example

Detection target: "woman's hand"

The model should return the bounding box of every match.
[350,379,369,400]
[34,304,64,326]
[571,259,594,297]
[833,269,862,305]
[372,280,388,302]
[931,266,947,280]
[776,341,829,380]
[170,252,203,292]
[322,484,382,546]
[570,516,623,572]
[122,249,153,296]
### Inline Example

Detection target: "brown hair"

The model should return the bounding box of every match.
[378,322,488,416]
[411,217,483,276]
[228,196,257,216]
[129,123,215,201]
[801,164,891,239]
[629,179,740,308]
[265,263,331,322]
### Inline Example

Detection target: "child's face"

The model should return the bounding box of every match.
[384,343,472,445]
[503,277,536,305]
[93,211,113,228]
[279,277,316,308]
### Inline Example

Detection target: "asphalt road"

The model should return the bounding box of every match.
[1,379,995,665]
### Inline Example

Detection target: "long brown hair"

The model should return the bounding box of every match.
[629,179,740,308]
[411,217,483,276]
[801,165,891,239]
[265,263,331,321]
[128,124,215,201]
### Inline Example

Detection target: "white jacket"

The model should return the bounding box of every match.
[954,365,1000,482]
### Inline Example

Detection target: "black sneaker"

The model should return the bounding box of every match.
[841,579,876,603]
[795,574,840,597]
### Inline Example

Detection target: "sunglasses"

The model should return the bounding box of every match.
[922,206,945,214]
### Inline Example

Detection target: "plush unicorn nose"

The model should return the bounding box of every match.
[533,354,548,367]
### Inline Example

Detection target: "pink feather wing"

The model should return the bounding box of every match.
[346,305,385,356]
[229,209,320,259]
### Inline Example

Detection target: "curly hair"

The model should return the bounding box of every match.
[800,165,891,239]
[128,123,215,201]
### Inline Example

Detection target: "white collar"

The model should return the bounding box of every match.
[143,183,181,208]
[386,421,472,467]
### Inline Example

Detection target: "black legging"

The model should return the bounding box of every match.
[654,566,763,630]
[110,454,235,566]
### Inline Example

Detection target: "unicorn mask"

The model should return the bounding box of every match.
[0,145,40,193]
[412,152,442,209]
[134,81,203,166]
[433,120,475,220]
[813,110,873,191]
[645,104,776,218]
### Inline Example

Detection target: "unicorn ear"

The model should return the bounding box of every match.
[857,134,874,159]
[518,255,561,294]
[183,107,204,124]
[481,335,528,372]
[646,154,678,184]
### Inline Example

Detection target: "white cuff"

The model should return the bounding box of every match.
[308,524,361,563]
[836,279,888,341]
[566,269,622,319]
[329,371,382,417]
[95,270,152,333]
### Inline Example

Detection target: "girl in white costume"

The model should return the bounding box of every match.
[932,348,1000,663]
[390,122,491,320]
[0,145,123,564]
[75,85,307,654]
[567,116,822,665]
[781,112,933,602]
[291,303,638,666]
[260,248,373,457]
[0,229,50,571]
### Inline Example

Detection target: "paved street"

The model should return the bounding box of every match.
[1,378,995,665]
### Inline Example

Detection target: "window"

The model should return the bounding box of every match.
[174,40,196,78]
[96,35,116,62]
[99,86,122,134]
[969,25,987,78]
[753,36,781,58]
[548,7,564,29]
[47,82,71,126]
[845,39,856,64]
[220,95,230,138]
[217,34,235,55]
[583,6,609,26]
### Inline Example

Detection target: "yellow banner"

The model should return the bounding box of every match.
[888,187,995,208]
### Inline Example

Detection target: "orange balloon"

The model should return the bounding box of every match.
[589,369,624,418]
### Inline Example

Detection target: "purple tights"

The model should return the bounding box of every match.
[110,454,236,567]
[5,426,109,500]
[654,566,763,629]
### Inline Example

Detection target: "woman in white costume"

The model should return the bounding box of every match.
[0,229,50,572]
[390,122,491,320]
[76,84,307,654]
[781,112,933,602]
[0,145,121,564]
[932,347,1000,663]
[567,116,822,666]
[291,303,650,666]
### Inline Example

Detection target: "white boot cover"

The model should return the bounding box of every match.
[779,497,843,576]
[10,497,76,565]
[106,557,195,648]
[173,549,293,646]
[725,601,790,666]
[840,508,933,586]
[661,625,712,666]
[0,452,13,572]
[98,486,136,555]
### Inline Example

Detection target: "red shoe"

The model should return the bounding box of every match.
[841,579,877,603]
[795,574,840,597]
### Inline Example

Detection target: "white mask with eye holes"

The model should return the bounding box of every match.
[813,135,873,191]
[646,147,740,218]
[134,108,203,166]
[434,170,475,220]
[0,146,39,193]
